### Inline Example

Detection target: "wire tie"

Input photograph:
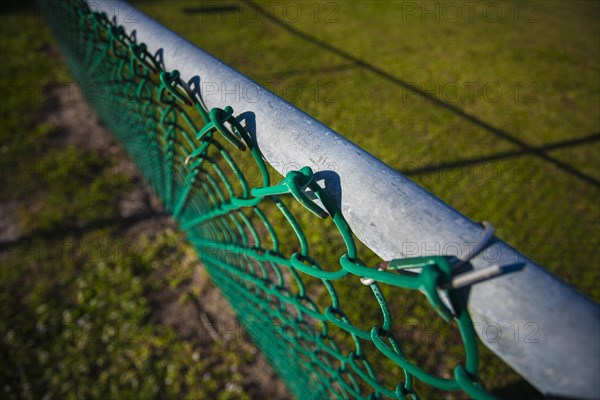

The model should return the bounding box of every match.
[453,221,495,270]
[360,261,390,286]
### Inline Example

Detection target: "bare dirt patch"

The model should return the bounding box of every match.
[31,84,290,399]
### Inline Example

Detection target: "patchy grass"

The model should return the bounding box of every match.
[0,7,265,400]
[1,1,598,399]
[133,0,599,300]
[132,0,599,397]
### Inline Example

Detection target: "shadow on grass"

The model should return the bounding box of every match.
[402,131,600,176]
[232,0,600,189]
[256,63,357,80]
[182,4,241,15]
[0,0,36,14]
[0,209,168,254]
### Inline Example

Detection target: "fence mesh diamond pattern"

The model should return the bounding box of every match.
[40,1,495,398]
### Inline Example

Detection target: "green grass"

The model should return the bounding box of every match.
[1,0,598,399]
[0,7,253,400]
[132,0,600,301]
[130,0,599,397]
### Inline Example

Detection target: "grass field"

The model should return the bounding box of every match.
[1,0,598,399]
[133,0,600,301]
[1,4,281,399]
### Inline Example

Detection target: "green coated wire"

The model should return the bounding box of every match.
[39,1,497,399]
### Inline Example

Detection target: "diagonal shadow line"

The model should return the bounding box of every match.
[242,0,600,189]
[0,210,168,254]
[255,63,357,80]
[402,132,600,175]
[182,5,241,14]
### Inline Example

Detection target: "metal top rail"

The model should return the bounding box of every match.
[91,1,599,398]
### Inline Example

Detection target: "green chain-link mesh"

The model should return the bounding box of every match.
[40,1,496,398]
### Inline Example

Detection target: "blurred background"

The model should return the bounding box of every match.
[1,0,598,399]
